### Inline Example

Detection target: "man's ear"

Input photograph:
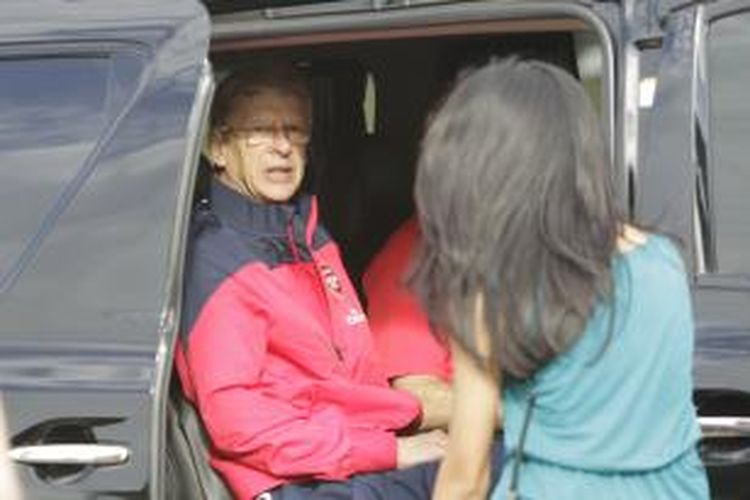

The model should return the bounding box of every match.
[207,133,227,168]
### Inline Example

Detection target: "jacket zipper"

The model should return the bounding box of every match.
[287,217,345,364]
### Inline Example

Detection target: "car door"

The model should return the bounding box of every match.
[0,1,211,498]
[636,1,750,498]
[692,2,750,498]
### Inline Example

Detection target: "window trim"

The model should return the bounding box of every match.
[695,2,750,284]
[151,59,215,500]
[210,1,617,170]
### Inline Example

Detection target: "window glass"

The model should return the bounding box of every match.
[709,12,750,274]
[0,56,110,281]
[363,71,377,136]
[574,31,603,114]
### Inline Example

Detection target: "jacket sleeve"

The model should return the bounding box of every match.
[184,267,398,480]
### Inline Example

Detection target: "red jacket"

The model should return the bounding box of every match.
[176,180,419,499]
[363,217,452,381]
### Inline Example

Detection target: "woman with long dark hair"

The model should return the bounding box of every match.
[413,58,709,499]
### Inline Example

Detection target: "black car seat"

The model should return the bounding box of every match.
[165,375,234,500]
[349,135,416,285]
[165,162,234,500]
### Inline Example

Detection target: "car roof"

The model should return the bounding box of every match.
[203,0,621,16]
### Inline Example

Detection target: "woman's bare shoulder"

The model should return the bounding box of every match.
[616,224,649,253]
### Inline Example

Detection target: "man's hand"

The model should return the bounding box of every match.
[396,429,448,469]
[393,375,453,431]
[392,374,503,431]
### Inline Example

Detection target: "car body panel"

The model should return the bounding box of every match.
[634,1,750,497]
[0,1,209,498]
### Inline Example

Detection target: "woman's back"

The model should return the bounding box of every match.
[417,59,709,500]
[494,234,709,499]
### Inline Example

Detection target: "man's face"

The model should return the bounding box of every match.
[213,87,310,203]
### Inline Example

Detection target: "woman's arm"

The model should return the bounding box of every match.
[433,297,501,500]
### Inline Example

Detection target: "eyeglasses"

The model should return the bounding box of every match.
[223,118,311,146]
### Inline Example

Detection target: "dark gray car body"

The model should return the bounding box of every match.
[0,1,210,498]
[0,0,748,498]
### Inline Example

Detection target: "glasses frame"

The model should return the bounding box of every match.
[220,119,312,147]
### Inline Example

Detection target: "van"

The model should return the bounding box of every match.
[1,1,749,498]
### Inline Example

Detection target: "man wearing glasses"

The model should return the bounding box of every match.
[176,63,446,500]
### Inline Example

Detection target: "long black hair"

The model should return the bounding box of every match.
[412,58,621,379]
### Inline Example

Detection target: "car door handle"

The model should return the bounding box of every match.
[8,443,130,466]
[699,416,750,438]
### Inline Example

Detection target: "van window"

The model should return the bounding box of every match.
[0,56,110,282]
[708,11,750,274]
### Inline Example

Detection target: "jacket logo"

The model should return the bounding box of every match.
[320,264,343,295]
[346,308,366,326]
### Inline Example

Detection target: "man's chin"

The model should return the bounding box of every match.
[259,184,300,204]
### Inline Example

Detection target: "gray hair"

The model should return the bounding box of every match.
[210,62,312,134]
[412,58,620,379]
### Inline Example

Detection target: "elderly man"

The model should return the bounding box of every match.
[175,63,446,500]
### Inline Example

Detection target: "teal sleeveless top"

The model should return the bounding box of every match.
[492,235,709,499]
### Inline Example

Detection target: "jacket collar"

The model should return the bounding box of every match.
[203,177,317,245]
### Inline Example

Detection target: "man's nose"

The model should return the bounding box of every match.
[269,127,293,154]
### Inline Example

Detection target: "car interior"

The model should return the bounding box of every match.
[165,11,607,499]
